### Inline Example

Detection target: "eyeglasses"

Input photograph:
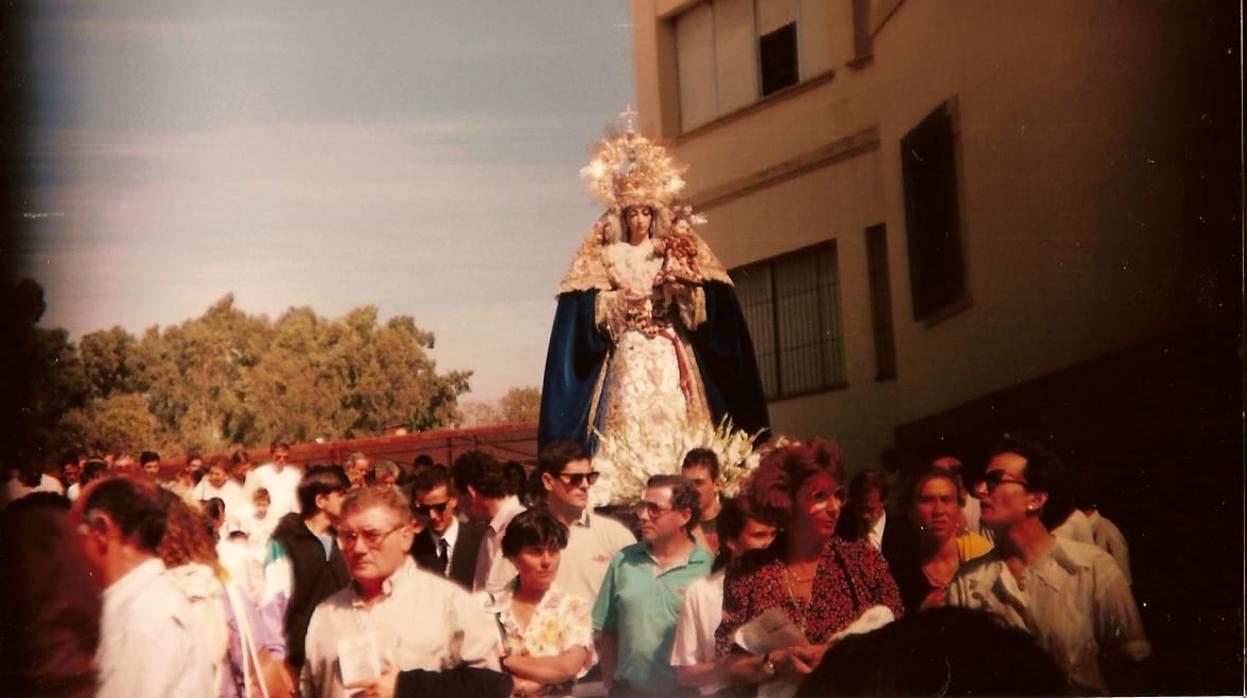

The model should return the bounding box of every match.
[634,501,674,518]
[558,471,600,488]
[413,501,451,517]
[273,453,289,461]
[335,524,406,550]
[979,470,1029,492]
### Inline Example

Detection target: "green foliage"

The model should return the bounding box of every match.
[56,393,170,455]
[457,386,541,427]
[14,285,473,463]
[1,279,88,470]
[498,386,541,423]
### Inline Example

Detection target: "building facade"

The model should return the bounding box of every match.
[632,0,1226,469]
[630,1,1239,692]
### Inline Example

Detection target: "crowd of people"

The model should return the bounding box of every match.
[0,432,1150,697]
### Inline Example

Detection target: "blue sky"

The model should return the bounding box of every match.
[19,1,635,400]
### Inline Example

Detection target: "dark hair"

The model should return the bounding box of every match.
[987,435,1070,529]
[537,441,589,478]
[1066,458,1100,511]
[269,441,291,453]
[501,509,569,558]
[681,448,721,481]
[713,496,754,571]
[462,453,519,499]
[412,454,435,469]
[185,452,203,464]
[79,475,167,551]
[139,451,160,465]
[206,455,230,473]
[747,438,846,528]
[297,465,349,516]
[837,468,891,541]
[796,607,1067,697]
[230,449,251,465]
[203,497,226,524]
[647,474,701,533]
[452,450,499,495]
[80,460,108,486]
[412,464,452,496]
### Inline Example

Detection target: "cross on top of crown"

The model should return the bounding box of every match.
[619,104,638,133]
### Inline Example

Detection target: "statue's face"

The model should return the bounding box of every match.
[625,206,653,245]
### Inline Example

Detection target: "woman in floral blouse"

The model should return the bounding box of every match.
[716,439,903,690]
[482,510,595,697]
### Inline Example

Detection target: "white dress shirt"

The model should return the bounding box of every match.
[429,516,460,574]
[1086,509,1132,585]
[301,559,501,698]
[472,496,526,593]
[97,558,217,698]
[947,537,1151,692]
[867,511,887,551]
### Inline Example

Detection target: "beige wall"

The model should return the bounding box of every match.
[632,0,1206,466]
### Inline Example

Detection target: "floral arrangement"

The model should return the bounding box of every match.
[590,415,764,507]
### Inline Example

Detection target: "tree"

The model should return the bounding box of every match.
[0,279,88,470]
[56,393,170,456]
[498,386,541,423]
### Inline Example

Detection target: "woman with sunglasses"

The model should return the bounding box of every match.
[947,436,1150,694]
[482,509,595,697]
[715,439,903,690]
[883,466,993,612]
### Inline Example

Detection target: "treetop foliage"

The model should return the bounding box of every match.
[3,283,473,468]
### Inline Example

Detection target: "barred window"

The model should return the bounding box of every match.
[733,241,847,399]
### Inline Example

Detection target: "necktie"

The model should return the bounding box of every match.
[438,537,450,574]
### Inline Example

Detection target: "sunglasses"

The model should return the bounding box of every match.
[557,471,600,488]
[979,470,1029,492]
[413,501,452,517]
[634,501,674,518]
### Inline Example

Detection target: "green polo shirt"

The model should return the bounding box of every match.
[592,541,713,695]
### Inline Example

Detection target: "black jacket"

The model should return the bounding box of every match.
[409,520,487,590]
[271,512,351,669]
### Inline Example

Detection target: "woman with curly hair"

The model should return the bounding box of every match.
[715,439,902,691]
[158,491,290,697]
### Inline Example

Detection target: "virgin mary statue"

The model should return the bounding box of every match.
[538,109,768,500]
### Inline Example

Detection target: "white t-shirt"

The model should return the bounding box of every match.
[244,463,303,519]
[670,568,726,696]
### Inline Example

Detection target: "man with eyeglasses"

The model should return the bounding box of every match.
[245,440,303,519]
[536,441,636,605]
[593,475,712,697]
[301,486,501,698]
[409,463,487,589]
[947,437,1150,694]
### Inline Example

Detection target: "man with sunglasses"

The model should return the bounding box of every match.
[947,437,1150,694]
[537,441,635,610]
[593,475,712,697]
[409,464,487,589]
[301,486,500,698]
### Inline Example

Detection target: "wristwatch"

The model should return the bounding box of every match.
[761,652,777,676]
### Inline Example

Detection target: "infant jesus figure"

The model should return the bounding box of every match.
[655,215,704,317]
